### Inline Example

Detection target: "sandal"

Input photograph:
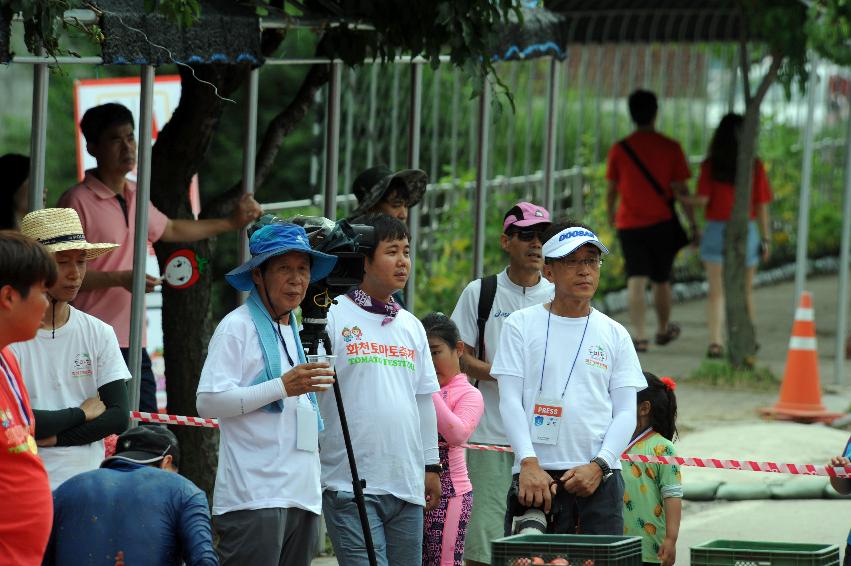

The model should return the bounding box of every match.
[655,323,681,346]
[706,343,724,359]
[632,338,649,353]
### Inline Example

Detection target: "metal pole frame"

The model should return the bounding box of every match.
[450,68,461,181]
[793,57,819,309]
[128,65,155,415]
[237,67,260,304]
[543,58,560,213]
[834,98,851,386]
[390,65,401,170]
[473,81,491,280]
[405,62,423,311]
[324,62,343,219]
[342,68,357,200]
[367,62,379,167]
[430,65,442,183]
[28,62,49,212]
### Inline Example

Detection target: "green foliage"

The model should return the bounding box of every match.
[746,0,809,94]
[808,0,851,66]
[688,359,779,389]
[1,0,102,57]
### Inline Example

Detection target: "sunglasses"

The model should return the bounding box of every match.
[509,229,545,242]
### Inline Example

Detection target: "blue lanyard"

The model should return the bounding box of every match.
[538,306,591,399]
[0,354,30,428]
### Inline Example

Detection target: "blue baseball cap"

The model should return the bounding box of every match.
[225,223,337,291]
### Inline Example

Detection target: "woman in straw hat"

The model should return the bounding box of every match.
[11,208,132,489]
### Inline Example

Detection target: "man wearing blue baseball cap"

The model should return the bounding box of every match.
[492,220,646,536]
[196,220,337,566]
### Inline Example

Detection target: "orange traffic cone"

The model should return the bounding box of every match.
[760,291,843,423]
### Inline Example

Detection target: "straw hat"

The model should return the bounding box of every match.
[21,208,119,260]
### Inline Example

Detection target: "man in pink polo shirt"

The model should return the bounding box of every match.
[59,103,262,413]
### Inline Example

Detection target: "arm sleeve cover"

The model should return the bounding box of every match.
[32,408,85,440]
[196,379,286,419]
[499,375,536,462]
[417,393,439,466]
[433,390,483,447]
[56,379,129,447]
[596,386,638,469]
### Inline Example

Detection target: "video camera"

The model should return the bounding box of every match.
[290,215,376,302]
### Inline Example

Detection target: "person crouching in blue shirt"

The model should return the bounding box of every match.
[44,426,218,566]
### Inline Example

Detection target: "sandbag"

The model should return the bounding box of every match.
[683,480,722,501]
[715,482,771,500]
[769,478,828,499]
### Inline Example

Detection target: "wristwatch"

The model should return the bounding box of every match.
[591,457,613,482]
[425,464,443,474]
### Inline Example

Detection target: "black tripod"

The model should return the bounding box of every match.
[300,299,378,566]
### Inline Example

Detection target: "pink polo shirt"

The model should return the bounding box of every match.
[58,170,169,348]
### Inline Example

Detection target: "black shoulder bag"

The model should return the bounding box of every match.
[619,140,690,253]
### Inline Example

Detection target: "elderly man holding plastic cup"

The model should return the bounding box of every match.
[196,220,337,566]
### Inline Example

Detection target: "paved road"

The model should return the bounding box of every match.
[312,274,851,565]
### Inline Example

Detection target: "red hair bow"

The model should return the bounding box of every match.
[660,376,677,391]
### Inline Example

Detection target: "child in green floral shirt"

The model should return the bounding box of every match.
[622,372,682,566]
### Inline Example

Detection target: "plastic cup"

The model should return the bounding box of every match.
[307,354,336,389]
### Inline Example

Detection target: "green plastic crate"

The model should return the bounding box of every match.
[491,534,642,566]
[691,540,841,566]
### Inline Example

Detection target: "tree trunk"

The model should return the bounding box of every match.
[724,50,781,368]
[724,105,759,367]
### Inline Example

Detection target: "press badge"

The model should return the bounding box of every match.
[531,396,563,445]
[296,401,319,452]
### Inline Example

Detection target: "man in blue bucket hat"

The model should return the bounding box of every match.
[196,220,338,566]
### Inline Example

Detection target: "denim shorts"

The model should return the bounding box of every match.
[700,220,760,267]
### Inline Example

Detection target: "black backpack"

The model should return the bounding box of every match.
[473,274,498,387]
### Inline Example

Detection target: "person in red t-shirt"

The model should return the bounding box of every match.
[0,231,58,565]
[687,113,772,358]
[606,90,697,353]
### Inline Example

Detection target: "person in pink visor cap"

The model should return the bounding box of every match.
[449,201,553,566]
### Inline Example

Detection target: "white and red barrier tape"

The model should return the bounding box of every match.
[132,412,851,478]
[132,411,219,429]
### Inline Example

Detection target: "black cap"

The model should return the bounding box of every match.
[103,426,179,466]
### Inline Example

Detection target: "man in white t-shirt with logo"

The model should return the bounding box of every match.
[450,201,553,565]
[12,208,130,490]
[196,220,337,566]
[320,214,440,566]
[493,221,646,535]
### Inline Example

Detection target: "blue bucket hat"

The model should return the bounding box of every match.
[225,223,337,291]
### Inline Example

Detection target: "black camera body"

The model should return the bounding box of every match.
[290,215,376,298]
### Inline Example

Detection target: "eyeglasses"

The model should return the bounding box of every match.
[553,257,603,269]
[509,229,545,242]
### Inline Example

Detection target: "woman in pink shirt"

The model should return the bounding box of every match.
[421,313,484,566]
